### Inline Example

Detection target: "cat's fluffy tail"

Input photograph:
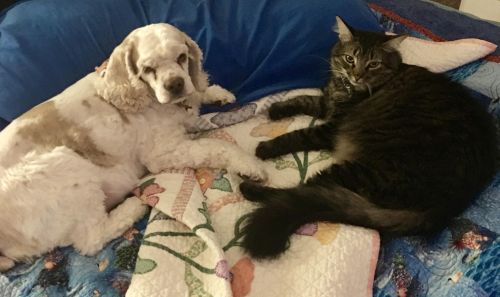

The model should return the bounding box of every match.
[239,181,434,260]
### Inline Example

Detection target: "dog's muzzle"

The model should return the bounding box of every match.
[165,77,185,96]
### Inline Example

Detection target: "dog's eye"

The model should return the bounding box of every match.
[143,66,155,74]
[177,53,187,65]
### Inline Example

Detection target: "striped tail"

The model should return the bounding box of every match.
[239,181,435,259]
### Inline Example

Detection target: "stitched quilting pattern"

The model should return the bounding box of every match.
[126,90,379,297]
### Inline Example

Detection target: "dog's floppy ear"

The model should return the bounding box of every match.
[99,37,151,112]
[105,39,139,84]
[185,36,209,92]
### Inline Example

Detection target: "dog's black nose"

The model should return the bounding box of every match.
[165,77,184,95]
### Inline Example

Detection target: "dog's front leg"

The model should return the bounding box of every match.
[142,138,267,181]
[201,85,236,105]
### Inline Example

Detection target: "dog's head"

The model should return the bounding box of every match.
[100,23,209,112]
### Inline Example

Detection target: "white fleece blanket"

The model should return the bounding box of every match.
[126,89,380,297]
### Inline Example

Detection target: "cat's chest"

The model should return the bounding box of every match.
[325,78,351,99]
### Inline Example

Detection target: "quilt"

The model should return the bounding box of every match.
[0,89,380,297]
[126,89,379,297]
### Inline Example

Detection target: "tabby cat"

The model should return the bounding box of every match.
[239,17,497,259]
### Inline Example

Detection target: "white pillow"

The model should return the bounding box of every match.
[390,35,497,73]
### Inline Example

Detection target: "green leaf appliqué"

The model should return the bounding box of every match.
[134,257,157,274]
[210,177,233,192]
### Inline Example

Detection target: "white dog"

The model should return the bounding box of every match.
[0,23,266,271]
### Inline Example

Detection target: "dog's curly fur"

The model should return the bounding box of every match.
[0,24,266,271]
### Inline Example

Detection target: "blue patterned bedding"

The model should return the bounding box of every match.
[368,1,500,296]
[0,216,149,296]
[374,178,500,297]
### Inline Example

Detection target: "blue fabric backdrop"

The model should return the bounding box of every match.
[0,0,380,122]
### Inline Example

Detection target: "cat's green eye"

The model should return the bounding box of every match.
[367,61,381,69]
[344,55,355,64]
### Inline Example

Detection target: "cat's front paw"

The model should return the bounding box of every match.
[268,102,291,121]
[256,140,281,160]
[205,85,236,105]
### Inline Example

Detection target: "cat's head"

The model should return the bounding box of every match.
[330,17,407,93]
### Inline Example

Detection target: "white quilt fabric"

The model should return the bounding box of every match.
[392,35,497,73]
[126,89,380,297]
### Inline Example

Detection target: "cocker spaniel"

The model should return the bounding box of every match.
[0,23,266,271]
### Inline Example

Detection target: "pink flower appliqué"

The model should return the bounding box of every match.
[122,227,139,241]
[195,168,216,193]
[215,260,233,281]
[295,222,340,245]
[455,231,489,250]
[295,223,318,236]
[132,180,165,207]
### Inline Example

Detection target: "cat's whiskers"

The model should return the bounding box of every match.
[307,55,331,65]
[329,69,345,75]
[365,82,373,96]
[319,56,333,66]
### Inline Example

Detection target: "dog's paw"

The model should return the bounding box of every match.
[237,167,267,183]
[0,257,15,272]
[145,162,165,175]
[238,172,264,183]
[232,159,267,183]
[125,197,150,218]
[206,85,236,105]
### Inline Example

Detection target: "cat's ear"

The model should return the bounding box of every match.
[382,34,408,50]
[333,16,354,42]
